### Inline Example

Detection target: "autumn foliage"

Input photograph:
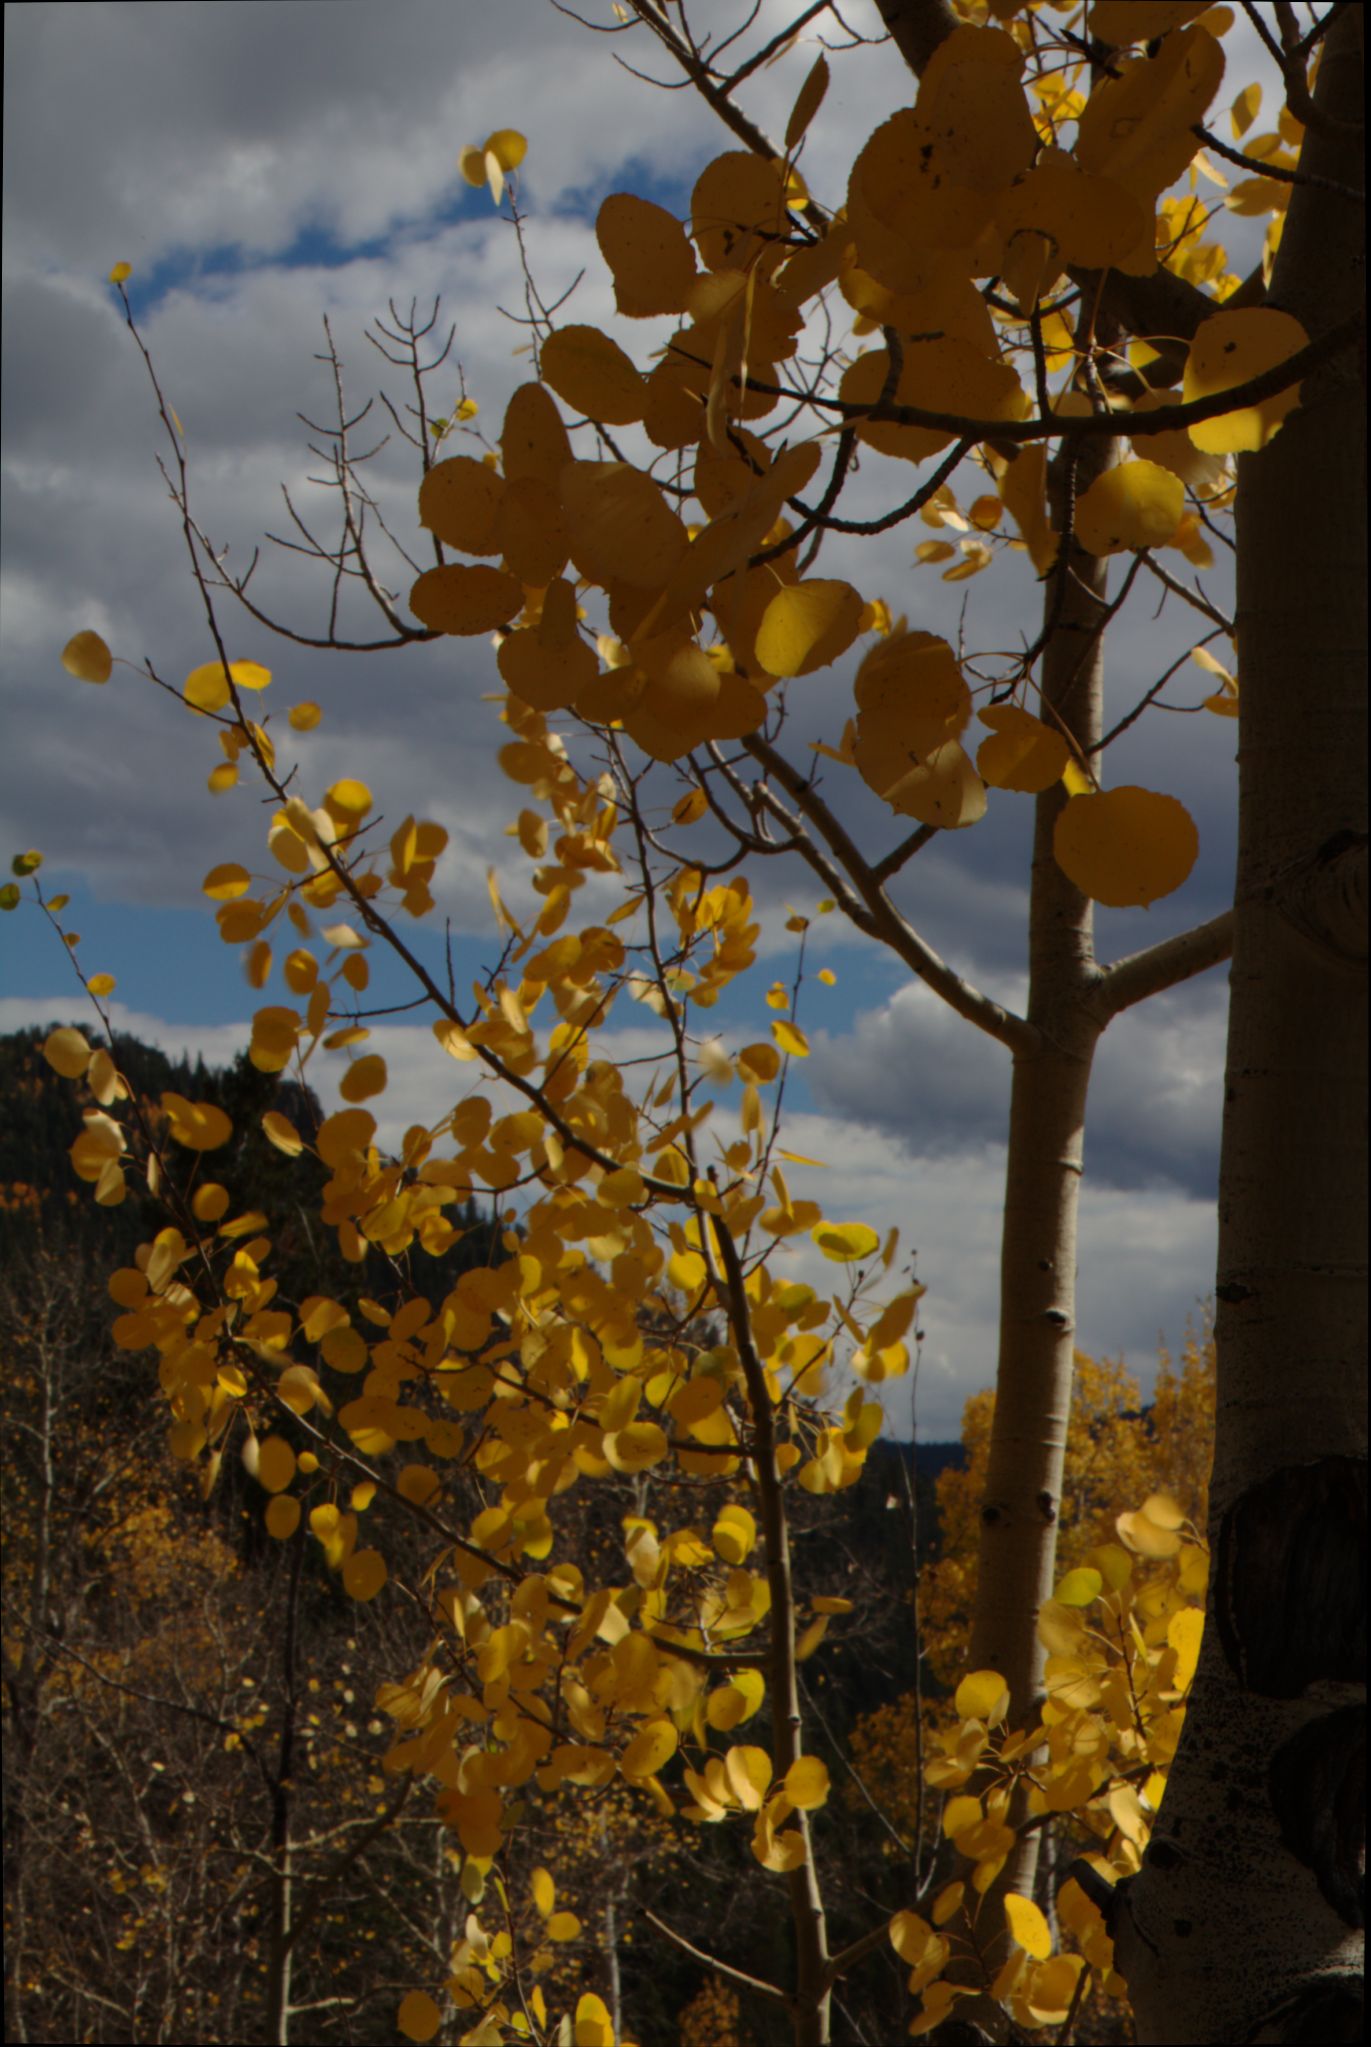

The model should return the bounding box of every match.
[11,0,1354,2039]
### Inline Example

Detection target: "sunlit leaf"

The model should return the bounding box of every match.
[1053,786,1198,907]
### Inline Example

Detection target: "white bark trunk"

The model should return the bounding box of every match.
[1114,13,1366,2040]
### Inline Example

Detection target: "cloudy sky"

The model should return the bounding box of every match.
[3,2,1283,1437]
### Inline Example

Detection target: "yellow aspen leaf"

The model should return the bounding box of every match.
[933,1881,966,1927]
[409,563,522,635]
[255,1435,296,1493]
[1168,1606,1205,1690]
[418,453,505,553]
[891,1910,936,1964]
[541,324,644,426]
[342,1549,387,1601]
[43,1026,93,1078]
[1074,459,1184,555]
[1053,786,1198,907]
[162,1093,233,1151]
[691,152,789,276]
[397,1991,441,2045]
[1075,24,1224,205]
[954,1669,1010,1724]
[621,1717,677,1779]
[501,380,573,490]
[288,701,321,731]
[785,51,830,151]
[339,1055,387,1103]
[596,192,697,318]
[574,1993,614,2047]
[1055,1566,1104,1605]
[531,1867,555,1917]
[546,1911,582,1942]
[1004,1890,1052,1960]
[1025,1952,1086,2025]
[712,1505,756,1564]
[560,460,689,590]
[202,863,253,901]
[1144,1490,1185,1527]
[603,1421,668,1473]
[61,630,113,683]
[1183,306,1308,453]
[771,1019,808,1058]
[192,1182,230,1222]
[1116,1504,1184,1556]
[261,1110,304,1157]
[811,1220,879,1263]
[784,1755,830,1809]
[977,706,1070,793]
[183,659,269,713]
[108,260,132,284]
[725,1745,772,1809]
[498,577,598,712]
[706,1669,765,1730]
[754,579,864,679]
[1230,79,1261,138]
[265,1495,301,1541]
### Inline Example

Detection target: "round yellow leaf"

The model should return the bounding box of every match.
[953,1669,1009,1724]
[202,863,252,901]
[340,1055,388,1103]
[265,1494,302,1541]
[1183,306,1308,454]
[62,630,112,684]
[784,1755,830,1809]
[418,454,505,553]
[532,1867,555,1917]
[192,1182,230,1222]
[603,1420,668,1473]
[502,381,573,490]
[754,580,864,679]
[890,1909,935,1964]
[397,1991,441,2044]
[162,1093,233,1151]
[541,324,644,426]
[712,1505,756,1564]
[1054,1566,1104,1606]
[597,191,697,317]
[43,1026,93,1079]
[409,563,522,635]
[811,1220,879,1263]
[255,1434,296,1494]
[724,1744,773,1809]
[545,1911,582,1942]
[1053,786,1198,907]
[288,701,322,731]
[621,1717,677,1779]
[574,1993,614,2047]
[977,705,1069,793]
[560,461,688,589]
[1004,1890,1052,1960]
[1074,460,1184,555]
[342,1549,387,1601]
[485,128,527,173]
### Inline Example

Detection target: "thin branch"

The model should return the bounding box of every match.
[639,1907,791,2007]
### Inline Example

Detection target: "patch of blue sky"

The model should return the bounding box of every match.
[549,152,700,232]
[117,190,485,322]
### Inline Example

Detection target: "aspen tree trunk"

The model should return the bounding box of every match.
[1116,12,1366,2040]
[969,438,1110,1772]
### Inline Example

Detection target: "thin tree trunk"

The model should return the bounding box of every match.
[1116,12,1366,2040]
[967,437,1111,1890]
